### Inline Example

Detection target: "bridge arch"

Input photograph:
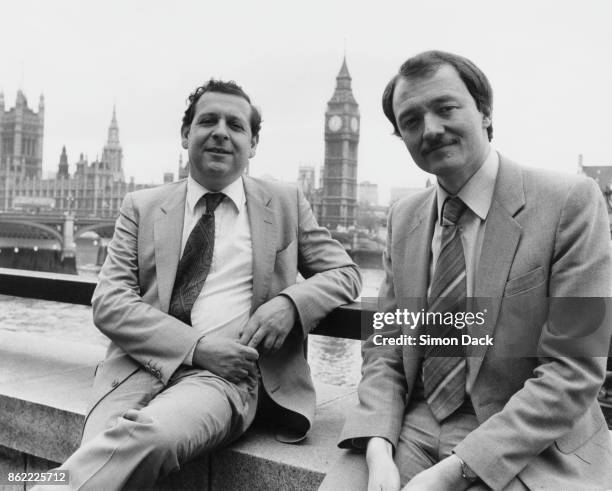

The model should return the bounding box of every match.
[0,220,63,245]
[75,222,116,239]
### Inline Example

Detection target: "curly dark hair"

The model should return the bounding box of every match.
[181,79,262,138]
[382,50,493,141]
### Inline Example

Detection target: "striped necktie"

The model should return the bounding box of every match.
[422,196,468,421]
[169,192,225,325]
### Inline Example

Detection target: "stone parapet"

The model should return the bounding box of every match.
[0,331,356,490]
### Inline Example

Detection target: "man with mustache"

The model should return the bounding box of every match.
[37,79,361,490]
[322,51,612,490]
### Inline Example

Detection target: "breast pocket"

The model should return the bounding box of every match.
[270,239,298,295]
[503,266,546,297]
[275,239,297,270]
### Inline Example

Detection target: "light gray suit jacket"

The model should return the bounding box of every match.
[88,176,361,436]
[339,156,612,490]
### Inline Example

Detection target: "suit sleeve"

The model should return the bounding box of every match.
[91,193,202,385]
[279,187,362,337]
[454,178,612,490]
[337,205,408,449]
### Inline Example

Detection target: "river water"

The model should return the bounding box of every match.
[0,254,384,388]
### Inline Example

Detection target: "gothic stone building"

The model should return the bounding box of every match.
[0,96,152,218]
[320,58,360,230]
[0,90,44,180]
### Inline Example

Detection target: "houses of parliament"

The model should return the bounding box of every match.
[0,90,165,217]
[0,58,365,230]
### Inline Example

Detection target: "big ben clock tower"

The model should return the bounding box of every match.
[321,57,359,230]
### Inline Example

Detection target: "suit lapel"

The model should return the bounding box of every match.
[244,177,276,313]
[396,191,436,381]
[399,191,436,301]
[154,181,186,312]
[470,156,525,384]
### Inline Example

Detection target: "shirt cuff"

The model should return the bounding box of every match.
[183,335,205,366]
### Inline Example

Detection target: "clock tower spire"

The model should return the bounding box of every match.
[321,56,360,230]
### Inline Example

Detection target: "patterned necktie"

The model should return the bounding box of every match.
[422,196,468,421]
[169,192,225,325]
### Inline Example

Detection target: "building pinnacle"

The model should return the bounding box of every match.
[106,105,120,146]
[330,56,356,104]
[337,56,351,80]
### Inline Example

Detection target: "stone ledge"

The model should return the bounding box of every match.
[0,331,355,490]
[2,331,612,490]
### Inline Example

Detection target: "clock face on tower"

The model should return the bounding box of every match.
[328,115,342,132]
[350,117,359,132]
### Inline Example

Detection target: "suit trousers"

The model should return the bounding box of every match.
[320,399,527,490]
[41,366,258,490]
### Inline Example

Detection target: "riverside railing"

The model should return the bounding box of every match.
[0,266,610,428]
[0,267,362,339]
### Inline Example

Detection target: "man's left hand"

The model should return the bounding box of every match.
[239,296,297,352]
[402,455,469,491]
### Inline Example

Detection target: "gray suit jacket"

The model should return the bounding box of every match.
[88,176,361,436]
[339,156,612,490]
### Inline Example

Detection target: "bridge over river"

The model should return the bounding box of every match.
[0,211,385,272]
[0,211,116,273]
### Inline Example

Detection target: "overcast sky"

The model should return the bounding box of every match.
[2,0,611,204]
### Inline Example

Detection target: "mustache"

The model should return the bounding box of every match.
[421,137,458,156]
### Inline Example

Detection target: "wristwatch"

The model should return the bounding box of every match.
[457,456,479,483]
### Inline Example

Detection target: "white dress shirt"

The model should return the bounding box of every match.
[181,175,253,363]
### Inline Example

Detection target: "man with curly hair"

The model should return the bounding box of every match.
[42,79,361,489]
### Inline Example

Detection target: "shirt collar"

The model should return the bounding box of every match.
[436,147,499,223]
[186,175,246,213]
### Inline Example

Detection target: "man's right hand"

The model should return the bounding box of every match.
[366,437,401,491]
[192,337,259,384]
